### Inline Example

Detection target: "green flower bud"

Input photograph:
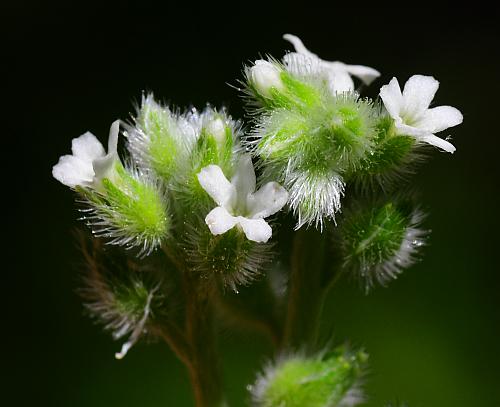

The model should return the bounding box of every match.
[245,60,321,111]
[79,163,170,257]
[338,199,427,292]
[251,92,376,229]
[127,93,196,181]
[251,346,367,407]
[177,109,241,212]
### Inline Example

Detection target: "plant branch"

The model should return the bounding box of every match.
[282,227,339,351]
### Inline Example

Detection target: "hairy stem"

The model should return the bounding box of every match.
[282,228,333,350]
[179,267,223,407]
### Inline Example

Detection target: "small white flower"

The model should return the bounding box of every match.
[249,60,285,98]
[53,120,121,189]
[379,75,463,153]
[197,155,288,243]
[282,33,380,94]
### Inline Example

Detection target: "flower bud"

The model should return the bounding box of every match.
[80,165,170,257]
[127,93,195,181]
[249,60,285,98]
[338,199,427,292]
[205,117,227,146]
[251,347,367,407]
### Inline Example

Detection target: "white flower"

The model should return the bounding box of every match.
[249,60,285,98]
[197,155,288,243]
[282,33,380,94]
[379,75,463,153]
[53,120,121,189]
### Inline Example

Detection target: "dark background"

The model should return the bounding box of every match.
[6,2,499,406]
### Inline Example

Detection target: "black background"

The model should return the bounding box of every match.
[5,2,500,406]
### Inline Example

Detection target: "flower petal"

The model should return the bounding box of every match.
[394,121,428,137]
[283,34,318,58]
[380,77,403,119]
[197,165,236,209]
[417,106,463,133]
[52,154,94,187]
[231,155,256,202]
[328,70,355,93]
[205,207,239,235]
[419,133,456,153]
[402,75,439,117]
[345,64,381,85]
[93,154,118,184]
[107,119,120,154]
[248,182,289,219]
[71,132,105,161]
[283,52,323,78]
[238,217,273,243]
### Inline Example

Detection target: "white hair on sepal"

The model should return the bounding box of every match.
[78,237,166,360]
[124,93,200,181]
[250,345,367,407]
[77,160,170,258]
[182,219,275,292]
[338,197,429,293]
[286,169,345,230]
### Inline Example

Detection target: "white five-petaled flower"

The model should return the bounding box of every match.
[197,155,289,243]
[379,75,463,153]
[52,120,121,189]
[282,33,381,94]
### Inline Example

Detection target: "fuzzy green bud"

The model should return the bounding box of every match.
[352,115,418,190]
[338,199,427,291]
[252,92,377,229]
[251,347,367,407]
[128,93,194,181]
[80,163,170,257]
[185,225,272,291]
[178,110,240,213]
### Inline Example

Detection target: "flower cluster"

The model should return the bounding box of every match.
[244,34,462,228]
[52,33,463,405]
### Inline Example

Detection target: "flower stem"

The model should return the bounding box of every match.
[184,277,224,407]
[282,227,335,351]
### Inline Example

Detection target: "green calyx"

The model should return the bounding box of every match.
[256,347,367,407]
[135,95,184,181]
[352,116,417,188]
[186,226,271,290]
[80,163,170,256]
[113,278,152,319]
[338,198,424,290]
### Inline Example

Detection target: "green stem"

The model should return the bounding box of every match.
[184,276,224,407]
[282,227,333,351]
[163,245,224,407]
